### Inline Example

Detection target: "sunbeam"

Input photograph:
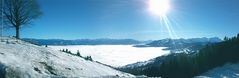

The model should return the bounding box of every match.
[148,0,178,39]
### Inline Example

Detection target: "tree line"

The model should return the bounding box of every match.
[60,49,93,61]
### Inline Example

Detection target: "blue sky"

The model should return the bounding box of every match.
[4,0,239,40]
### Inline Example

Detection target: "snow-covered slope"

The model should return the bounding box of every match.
[0,37,134,78]
[196,63,239,78]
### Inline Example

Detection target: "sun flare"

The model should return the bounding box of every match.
[148,0,170,16]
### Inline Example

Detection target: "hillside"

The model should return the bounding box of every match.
[120,34,239,78]
[0,37,134,78]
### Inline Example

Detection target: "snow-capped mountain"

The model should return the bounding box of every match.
[148,37,221,46]
[134,37,222,53]
[0,37,134,78]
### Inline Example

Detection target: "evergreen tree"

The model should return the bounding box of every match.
[65,49,68,52]
[224,36,228,41]
[85,56,93,61]
[237,33,239,39]
[76,50,81,57]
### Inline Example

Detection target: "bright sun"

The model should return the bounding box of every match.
[148,0,170,16]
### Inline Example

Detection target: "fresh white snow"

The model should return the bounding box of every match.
[196,63,239,78]
[50,45,170,67]
[0,37,134,78]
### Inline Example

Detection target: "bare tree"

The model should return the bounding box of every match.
[1,0,41,39]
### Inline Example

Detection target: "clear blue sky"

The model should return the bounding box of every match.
[4,0,239,40]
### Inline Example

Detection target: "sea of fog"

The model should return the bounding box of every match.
[50,45,170,67]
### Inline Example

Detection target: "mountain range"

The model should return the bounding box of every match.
[22,38,143,45]
[134,37,222,53]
